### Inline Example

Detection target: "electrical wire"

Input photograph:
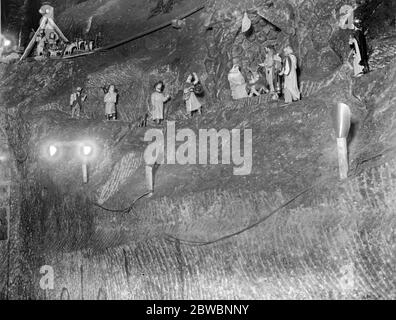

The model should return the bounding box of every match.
[82,137,395,247]
[164,147,396,248]
[89,191,151,215]
[62,5,205,60]
[86,121,168,215]
[164,177,329,247]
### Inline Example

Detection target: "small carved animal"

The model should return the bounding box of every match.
[49,49,61,57]
[248,70,269,97]
[78,40,87,51]
[64,42,77,55]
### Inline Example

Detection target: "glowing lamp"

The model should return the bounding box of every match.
[49,145,58,157]
[82,145,93,157]
[3,39,11,47]
[77,142,96,160]
[44,142,62,161]
[42,140,98,184]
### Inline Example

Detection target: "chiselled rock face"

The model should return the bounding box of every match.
[0,0,395,300]
[3,0,394,91]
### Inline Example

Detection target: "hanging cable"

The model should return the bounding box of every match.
[88,191,151,215]
[62,5,205,60]
[164,177,328,247]
[164,149,396,248]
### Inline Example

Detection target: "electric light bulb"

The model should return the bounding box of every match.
[49,145,57,157]
[82,145,93,156]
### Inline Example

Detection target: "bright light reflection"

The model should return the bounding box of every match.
[82,145,93,156]
[49,145,57,157]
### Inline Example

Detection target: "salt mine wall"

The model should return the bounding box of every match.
[0,0,395,300]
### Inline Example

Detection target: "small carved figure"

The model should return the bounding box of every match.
[70,87,87,118]
[36,30,47,56]
[48,32,59,49]
[247,69,268,97]
[261,47,276,93]
[47,32,60,57]
[184,72,203,117]
[273,52,283,94]
[348,35,364,77]
[279,46,300,103]
[339,4,357,30]
[104,85,118,120]
[348,20,369,77]
[228,65,248,100]
[150,81,170,125]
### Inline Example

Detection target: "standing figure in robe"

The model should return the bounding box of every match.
[349,34,364,77]
[104,85,118,120]
[48,32,59,50]
[184,72,202,117]
[279,46,300,103]
[70,87,87,118]
[273,52,283,94]
[228,65,248,100]
[348,20,369,77]
[36,30,47,56]
[150,81,170,125]
[261,47,276,93]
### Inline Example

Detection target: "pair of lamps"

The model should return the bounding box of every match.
[46,141,96,184]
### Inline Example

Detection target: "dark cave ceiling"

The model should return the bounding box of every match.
[1,0,394,47]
